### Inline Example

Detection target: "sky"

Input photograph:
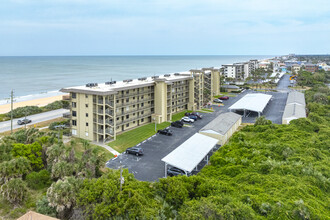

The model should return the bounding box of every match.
[0,0,329,56]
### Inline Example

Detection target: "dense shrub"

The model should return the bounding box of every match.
[26,170,51,189]
[49,119,70,130]
[6,106,42,118]
[36,196,57,217]
[43,100,69,111]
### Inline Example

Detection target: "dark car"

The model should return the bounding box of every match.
[219,96,229,100]
[17,118,32,125]
[126,146,144,156]
[171,121,183,128]
[190,112,203,119]
[167,167,191,177]
[188,115,198,121]
[213,98,223,103]
[158,128,173,136]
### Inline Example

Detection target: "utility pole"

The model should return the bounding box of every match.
[119,161,124,191]
[10,90,13,134]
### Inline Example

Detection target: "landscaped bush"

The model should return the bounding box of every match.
[49,119,70,130]
[43,100,69,111]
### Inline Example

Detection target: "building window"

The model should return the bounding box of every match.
[141,103,144,107]
[133,97,135,100]
[133,121,136,124]
[141,118,144,122]
[126,98,129,102]
[85,95,88,98]
[72,111,77,117]
[72,129,77,135]
[72,120,77,126]
[126,123,129,127]
[86,122,88,126]
[126,115,129,119]
[117,117,119,121]
[116,100,119,103]
[141,111,144,115]
[71,93,76,98]
[133,113,135,116]
[86,113,88,117]
[133,105,135,108]
[126,91,129,94]
[141,95,144,99]
[72,102,76,108]
[85,104,88,108]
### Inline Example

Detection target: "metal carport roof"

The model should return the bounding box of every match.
[228,93,272,113]
[161,133,218,173]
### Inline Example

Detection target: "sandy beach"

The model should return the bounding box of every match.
[0,95,64,114]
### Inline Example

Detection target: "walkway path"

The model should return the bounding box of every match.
[92,141,120,156]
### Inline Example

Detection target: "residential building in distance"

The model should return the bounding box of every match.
[60,69,221,142]
[305,64,319,73]
[292,64,301,73]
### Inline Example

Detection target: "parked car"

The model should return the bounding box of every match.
[181,116,194,123]
[213,99,223,103]
[171,120,183,128]
[167,167,191,177]
[219,96,229,100]
[126,146,144,156]
[158,128,173,136]
[188,115,198,121]
[190,112,203,119]
[17,118,32,125]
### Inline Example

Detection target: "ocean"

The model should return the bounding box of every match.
[0,55,272,102]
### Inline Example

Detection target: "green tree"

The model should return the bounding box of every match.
[0,157,31,183]
[11,142,43,170]
[51,161,74,180]
[26,170,52,189]
[254,116,272,126]
[36,196,57,217]
[0,178,28,204]
[47,176,82,219]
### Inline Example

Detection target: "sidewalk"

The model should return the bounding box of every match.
[92,141,120,156]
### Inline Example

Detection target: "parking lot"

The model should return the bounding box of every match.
[106,75,290,181]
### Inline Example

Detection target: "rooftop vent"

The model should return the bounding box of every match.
[164,74,171,77]
[86,83,98,87]
[138,77,147,81]
[105,81,116,85]
[174,73,180,76]
[152,76,159,79]
[123,79,133,83]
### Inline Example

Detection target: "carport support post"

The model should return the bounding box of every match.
[243,109,246,117]
[258,112,260,117]
[207,155,209,164]
[165,163,167,178]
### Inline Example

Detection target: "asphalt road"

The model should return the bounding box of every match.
[0,109,69,133]
[106,75,291,181]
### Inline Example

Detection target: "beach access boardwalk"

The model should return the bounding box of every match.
[0,109,69,133]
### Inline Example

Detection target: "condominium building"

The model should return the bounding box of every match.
[60,69,220,142]
[305,64,318,73]
[222,60,259,80]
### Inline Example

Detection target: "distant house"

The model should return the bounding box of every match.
[292,64,301,73]
[199,112,242,145]
[305,64,318,73]
[222,84,241,92]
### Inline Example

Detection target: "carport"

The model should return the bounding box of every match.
[161,133,218,177]
[228,93,272,117]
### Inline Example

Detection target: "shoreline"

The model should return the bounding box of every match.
[0,95,65,114]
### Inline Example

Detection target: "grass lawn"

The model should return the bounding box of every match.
[201,108,214,112]
[108,111,193,153]
[214,92,236,98]
[108,121,170,153]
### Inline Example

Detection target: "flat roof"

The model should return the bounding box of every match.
[161,133,218,173]
[60,72,192,95]
[286,91,305,106]
[200,112,241,135]
[228,93,272,113]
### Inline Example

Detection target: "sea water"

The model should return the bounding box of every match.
[0,55,272,101]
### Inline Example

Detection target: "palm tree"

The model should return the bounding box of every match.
[0,178,28,204]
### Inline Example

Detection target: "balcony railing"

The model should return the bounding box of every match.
[116,114,151,126]
[116,89,154,99]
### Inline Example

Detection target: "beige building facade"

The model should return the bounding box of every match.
[61,69,221,142]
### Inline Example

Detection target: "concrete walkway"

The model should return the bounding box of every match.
[92,141,120,156]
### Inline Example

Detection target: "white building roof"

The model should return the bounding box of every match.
[60,72,192,95]
[286,91,306,106]
[228,93,272,113]
[200,112,241,135]
[161,133,218,173]
[282,103,306,122]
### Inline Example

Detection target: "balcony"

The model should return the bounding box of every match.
[116,114,151,126]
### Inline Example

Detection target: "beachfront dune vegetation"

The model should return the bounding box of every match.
[0,70,329,219]
[0,100,69,121]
